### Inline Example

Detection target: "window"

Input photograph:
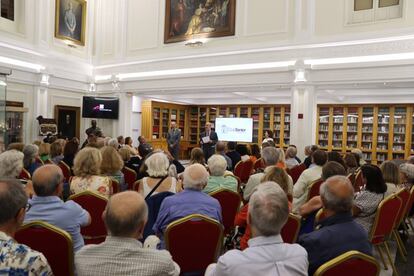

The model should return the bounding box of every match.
[348,0,403,24]
[379,0,399,8]
[354,0,373,11]
[0,0,14,21]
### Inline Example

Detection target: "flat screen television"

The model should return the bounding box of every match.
[82,96,119,119]
[215,117,253,142]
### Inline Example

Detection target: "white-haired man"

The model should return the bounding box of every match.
[206,182,308,275]
[153,164,222,248]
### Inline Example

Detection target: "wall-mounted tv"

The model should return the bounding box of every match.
[82,96,119,119]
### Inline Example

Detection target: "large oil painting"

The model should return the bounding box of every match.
[55,0,86,46]
[165,0,235,44]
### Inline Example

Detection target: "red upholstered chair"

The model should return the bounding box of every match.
[404,186,414,234]
[354,169,364,192]
[347,173,356,187]
[253,158,265,172]
[165,214,223,275]
[19,168,31,180]
[392,188,410,261]
[58,161,72,182]
[122,166,137,190]
[307,178,324,202]
[234,159,254,184]
[15,221,74,276]
[369,194,402,274]
[209,189,241,235]
[111,179,120,194]
[287,163,306,184]
[44,159,54,165]
[35,157,44,166]
[314,250,380,276]
[281,213,301,244]
[69,191,108,244]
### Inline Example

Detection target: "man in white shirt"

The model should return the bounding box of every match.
[293,150,327,213]
[206,182,308,276]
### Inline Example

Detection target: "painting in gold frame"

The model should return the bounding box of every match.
[55,0,86,46]
[164,0,236,44]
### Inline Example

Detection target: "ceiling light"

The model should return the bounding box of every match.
[117,61,296,80]
[0,56,45,72]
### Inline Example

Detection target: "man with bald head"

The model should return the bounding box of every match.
[75,191,179,275]
[153,164,222,248]
[25,164,91,252]
[298,175,372,275]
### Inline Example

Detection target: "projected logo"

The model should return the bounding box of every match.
[220,124,247,134]
[93,104,112,112]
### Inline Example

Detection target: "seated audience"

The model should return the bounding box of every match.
[276,148,286,169]
[38,143,50,162]
[107,138,119,150]
[204,154,238,194]
[351,148,366,166]
[262,130,274,144]
[119,147,139,174]
[23,144,41,175]
[353,164,387,233]
[293,150,327,213]
[75,191,179,276]
[138,135,147,146]
[0,179,53,275]
[153,164,222,248]
[124,136,138,156]
[0,150,24,179]
[206,183,308,276]
[380,161,400,196]
[70,147,112,198]
[236,144,250,162]
[62,139,79,168]
[24,165,91,252]
[138,152,181,198]
[236,169,292,250]
[7,142,25,152]
[400,163,414,189]
[289,145,302,163]
[50,141,64,164]
[343,153,358,174]
[285,146,299,169]
[189,147,206,166]
[244,147,294,201]
[100,146,126,191]
[117,135,125,149]
[215,141,232,170]
[327,151,347,171]
[249,144,261,163]
[299,176,372,275]
[303,145,319,168]
[226,141,241,171]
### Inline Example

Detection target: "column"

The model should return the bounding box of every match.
[294,0,316,41]
[115,92,133,138]
[290,85,317,160]
[32,75,49,142]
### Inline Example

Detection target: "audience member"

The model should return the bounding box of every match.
[107,138,119,150]
[285,146,299,169]
[62,140,79,168]
[138,142,153,160]
[204,154,238,194]
[399,163,414,189]
[119,147,139,174]
[117,136,125,148]
[75,191,179,276]
[153,164,222,248]
[189,147,206,166]
[236,144,250,162]
[38,143,50,162]
[249,144,261,163]
[327,151,347,171]
[215,141,232,170]
[124,136,138,156]
[353,164,387,233]
[138,135,146,146]
[226,141,241,171]
[343,153,358,174]
[0,179,53,275]
[206,183,308,276]
[276,148,286,169]
[50,141,64,164]
[100,146,126,191]
[23,144,41,175]
[0,150,24,179]
[289,145,302,163]
[299,176,372,275]
[25,165,91,252]
[7,142,25,152]
[293,150,327,213]
[380,161,400,196]
[262,130,274,144]
[351,149,366,166]
[138,152,182,198]
[70,147,112,198]
[303,145,319,168]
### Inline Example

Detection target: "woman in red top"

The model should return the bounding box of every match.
[235,167,292,249]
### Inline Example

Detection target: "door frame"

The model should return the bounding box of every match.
[54,105,81,139]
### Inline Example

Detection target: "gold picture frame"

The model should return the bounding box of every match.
[55,0,87,46]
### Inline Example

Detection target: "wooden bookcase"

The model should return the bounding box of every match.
[316,105,414,164]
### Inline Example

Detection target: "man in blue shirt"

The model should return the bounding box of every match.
[153,164,222,248]
[25,165,91,252]
[299,175,372,275]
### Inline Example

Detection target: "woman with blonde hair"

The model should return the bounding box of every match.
[100,146,126,191]
[189,147,206,166]
[50,141,64,164]
[276,148,286,169]
[138,152,182,198]
[380,161,400,196]
[70,147,111,198]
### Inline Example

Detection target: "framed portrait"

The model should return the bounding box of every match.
[55,0,87,46]
[164,0,236,44]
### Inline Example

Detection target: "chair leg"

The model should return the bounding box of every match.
[375,244,388,270]
[402,221,414,246]
[407,217,414,233]
[394,229,408,256]
[384,241,399,276]
[393,230,407,262]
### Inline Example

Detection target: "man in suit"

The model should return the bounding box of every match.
[166,121,181,160]
[200,122,218,161]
